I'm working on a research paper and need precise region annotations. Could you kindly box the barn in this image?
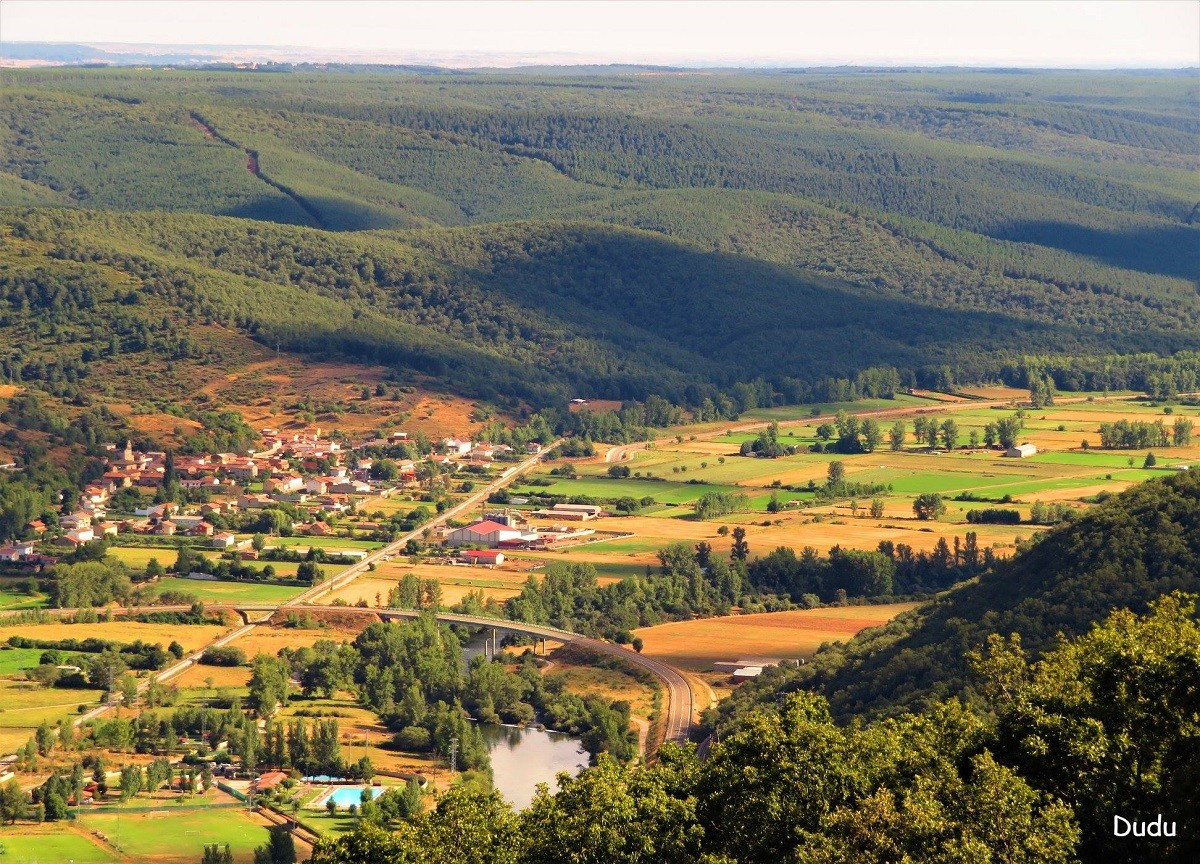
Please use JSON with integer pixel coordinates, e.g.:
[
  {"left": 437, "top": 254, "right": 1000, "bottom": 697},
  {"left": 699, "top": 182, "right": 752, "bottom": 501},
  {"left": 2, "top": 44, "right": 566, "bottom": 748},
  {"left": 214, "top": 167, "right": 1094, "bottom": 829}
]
[{"left": 445, "top": 519, "right": 524, "bottom": 548}]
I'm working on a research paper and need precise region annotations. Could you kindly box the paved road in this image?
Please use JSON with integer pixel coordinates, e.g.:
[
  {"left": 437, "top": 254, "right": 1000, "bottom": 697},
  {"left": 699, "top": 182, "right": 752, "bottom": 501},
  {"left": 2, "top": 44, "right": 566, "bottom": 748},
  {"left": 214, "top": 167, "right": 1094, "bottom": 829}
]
[
  {"left": 59, "top": 443, "right": 563, "bottom": 733},
  {"left": 294, "top": 440, "right": 563, "bottom": 606},
  {"left": 235, "top": 605, "right": 696, "bottom": 748}
]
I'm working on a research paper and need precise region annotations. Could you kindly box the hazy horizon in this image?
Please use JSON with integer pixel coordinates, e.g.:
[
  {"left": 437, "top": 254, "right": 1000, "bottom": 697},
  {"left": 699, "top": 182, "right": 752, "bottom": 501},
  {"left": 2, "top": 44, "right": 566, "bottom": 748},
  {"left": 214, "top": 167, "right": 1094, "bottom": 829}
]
[{"left": 2, "top": 0, "right": 1198, "bottom": 69}]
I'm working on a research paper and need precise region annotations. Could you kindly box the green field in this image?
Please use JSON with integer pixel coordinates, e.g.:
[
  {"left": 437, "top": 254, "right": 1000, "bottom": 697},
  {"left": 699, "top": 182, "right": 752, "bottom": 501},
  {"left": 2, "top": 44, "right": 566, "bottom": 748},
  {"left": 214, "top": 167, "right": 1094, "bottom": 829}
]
[
  {"left": 79, "top": 807, "right": 271, "bottom": 860},
  {"left": 267, "top": 536, "right": 383, "bottom": 550},
  {"left": 0, "top": 680, "right": 104, "bottom": 753},
  {"left": 152, "top": 577, "right": 307, "bottom": 605},
  {"left": 0, "top": 827, "right": 119, "bottom": 863},
  {"left": 0, "top": 646, "right": 45, "bottom": 675},
  {"left": 739, "top": 394, "right": 934, "bottom": 421},
  {"left": 1032, "top": 451, "right": 1188, "bottom": 468},
  {"left": 515, "top": 476, "right": 740, "bottom": 505},
  {"left": 0, "top": 589, "right": 47, "bottom": 611}
]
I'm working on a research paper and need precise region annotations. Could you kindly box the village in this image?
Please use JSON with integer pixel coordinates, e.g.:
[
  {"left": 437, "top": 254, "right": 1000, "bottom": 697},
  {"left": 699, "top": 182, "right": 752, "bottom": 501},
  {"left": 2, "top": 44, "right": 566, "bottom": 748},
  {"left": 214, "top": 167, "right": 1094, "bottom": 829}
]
[{"left": 0, "top": 428, "right": 624, "bottom": 581}]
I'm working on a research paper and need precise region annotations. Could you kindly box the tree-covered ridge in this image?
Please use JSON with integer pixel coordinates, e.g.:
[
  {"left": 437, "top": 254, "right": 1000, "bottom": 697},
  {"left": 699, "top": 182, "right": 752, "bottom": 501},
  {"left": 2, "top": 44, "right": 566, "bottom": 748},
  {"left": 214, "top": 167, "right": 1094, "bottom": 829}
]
[
  {"left": 0, "top": 67, "right": 1196, "bottom": 409},
  {"left": 714, "top": 469, "right": 1200, "bottom": 727},
  {"left": 308, "top": 595, "right": 1200, "bottom": 863},
  {"left": 0, "top": 69, "right": 1195, "bottom": 272},
  {"left": 5, "top": 207, "right": 1200, "bottom": 414}
]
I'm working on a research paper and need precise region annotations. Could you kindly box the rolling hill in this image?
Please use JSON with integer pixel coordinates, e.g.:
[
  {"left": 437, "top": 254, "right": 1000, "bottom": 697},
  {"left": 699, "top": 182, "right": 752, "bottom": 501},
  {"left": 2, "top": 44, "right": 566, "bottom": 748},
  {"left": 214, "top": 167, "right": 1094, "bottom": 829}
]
[
  {"left": 0, "top": 67, "right": 1197, "bottom": 411},
  {"left": 711, "top": 468, "right": 1200, "bottom": 727}
]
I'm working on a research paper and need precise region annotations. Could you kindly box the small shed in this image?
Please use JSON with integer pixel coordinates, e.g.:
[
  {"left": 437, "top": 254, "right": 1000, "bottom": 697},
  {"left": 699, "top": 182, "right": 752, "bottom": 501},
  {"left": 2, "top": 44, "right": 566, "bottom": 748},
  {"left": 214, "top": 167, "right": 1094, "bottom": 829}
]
[
  {"left": 461, "top": 549, "right": 505, "bottom": 567},
  {"left": 1004, "top": 443, "right": 1038, "bottom": 458}
]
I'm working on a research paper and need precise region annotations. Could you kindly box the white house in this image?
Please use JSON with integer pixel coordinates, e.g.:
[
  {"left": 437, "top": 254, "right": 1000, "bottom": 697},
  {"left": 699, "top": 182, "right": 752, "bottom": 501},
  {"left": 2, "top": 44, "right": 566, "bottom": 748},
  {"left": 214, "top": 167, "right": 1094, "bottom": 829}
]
[
  {"left": 210, "top": 532, "right": 238, "bottom": 549},
  {"left": 1004, "top": 443, "right": 1038, "bottom": 458}
]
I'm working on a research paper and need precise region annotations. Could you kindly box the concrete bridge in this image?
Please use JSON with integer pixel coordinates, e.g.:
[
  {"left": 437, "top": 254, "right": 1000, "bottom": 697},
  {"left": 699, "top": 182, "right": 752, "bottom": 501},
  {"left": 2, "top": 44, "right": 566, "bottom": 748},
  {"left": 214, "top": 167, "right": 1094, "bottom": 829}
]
[{"left": 235, "top": 604, "right": 695, "bottom": 747}]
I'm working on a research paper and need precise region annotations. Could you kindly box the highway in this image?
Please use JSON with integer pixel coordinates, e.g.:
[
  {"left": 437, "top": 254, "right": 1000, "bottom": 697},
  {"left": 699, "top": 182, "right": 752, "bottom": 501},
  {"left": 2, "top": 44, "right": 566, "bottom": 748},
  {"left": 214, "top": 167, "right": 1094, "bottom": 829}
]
[
  {"left": 55, "top": 438, "right": 700, "bottom": 756},
  {"left": 230, "top": 604, "right": 696, "bottom": 748}
]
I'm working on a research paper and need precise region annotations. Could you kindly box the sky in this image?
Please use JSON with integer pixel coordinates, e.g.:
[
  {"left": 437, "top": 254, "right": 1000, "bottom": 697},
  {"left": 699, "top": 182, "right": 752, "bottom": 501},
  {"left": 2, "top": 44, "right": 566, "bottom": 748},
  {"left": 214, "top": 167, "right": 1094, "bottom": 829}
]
[{"left": 2, "top": 0, "right": 1197, "bottom": 68}]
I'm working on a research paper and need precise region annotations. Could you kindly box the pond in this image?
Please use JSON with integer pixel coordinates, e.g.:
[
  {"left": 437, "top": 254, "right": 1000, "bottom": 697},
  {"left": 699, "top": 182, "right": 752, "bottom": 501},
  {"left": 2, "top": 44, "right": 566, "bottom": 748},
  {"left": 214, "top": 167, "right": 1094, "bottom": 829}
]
[{"left": 478, "top": 723, "right": 589, "bottom": 810}]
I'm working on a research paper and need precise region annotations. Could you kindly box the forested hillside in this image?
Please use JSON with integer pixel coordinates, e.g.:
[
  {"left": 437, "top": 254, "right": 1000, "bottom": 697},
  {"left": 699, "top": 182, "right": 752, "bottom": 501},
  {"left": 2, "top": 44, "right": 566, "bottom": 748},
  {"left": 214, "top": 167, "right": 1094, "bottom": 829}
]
[
  {"left": 712, "top": 469, "right": 1200, "bottom": 727},
  {"left": 0, "top": 67, "right": 1197, "bottom": 410}
]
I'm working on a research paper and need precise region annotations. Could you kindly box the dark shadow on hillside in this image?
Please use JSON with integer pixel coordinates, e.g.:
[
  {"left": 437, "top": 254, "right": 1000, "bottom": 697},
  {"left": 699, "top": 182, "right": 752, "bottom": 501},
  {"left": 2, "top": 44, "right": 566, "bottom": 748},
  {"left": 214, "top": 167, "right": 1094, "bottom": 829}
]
[
  {"left": 426, "top": 223, "right": 1200, "bottom": 388},
  {"left": 996, "top": 220, "right": 1200, "bottom": 282},
  {"left": 221, "top": 197, "right": 319, "bottom": 228}
]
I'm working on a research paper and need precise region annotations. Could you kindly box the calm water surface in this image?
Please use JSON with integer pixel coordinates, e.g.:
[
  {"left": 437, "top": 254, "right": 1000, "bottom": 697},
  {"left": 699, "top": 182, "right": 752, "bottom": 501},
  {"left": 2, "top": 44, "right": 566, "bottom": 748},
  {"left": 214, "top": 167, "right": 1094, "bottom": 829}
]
[{"left": 478, "top": 723, "right": 589, "bottom": 809}]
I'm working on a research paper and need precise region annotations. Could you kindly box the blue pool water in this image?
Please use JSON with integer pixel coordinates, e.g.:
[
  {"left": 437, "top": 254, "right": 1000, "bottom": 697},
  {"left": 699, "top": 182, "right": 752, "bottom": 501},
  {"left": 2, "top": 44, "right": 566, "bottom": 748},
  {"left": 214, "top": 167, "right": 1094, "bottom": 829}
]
[{"left": 325, "top": 785, "right": 384, "bottom": 808}]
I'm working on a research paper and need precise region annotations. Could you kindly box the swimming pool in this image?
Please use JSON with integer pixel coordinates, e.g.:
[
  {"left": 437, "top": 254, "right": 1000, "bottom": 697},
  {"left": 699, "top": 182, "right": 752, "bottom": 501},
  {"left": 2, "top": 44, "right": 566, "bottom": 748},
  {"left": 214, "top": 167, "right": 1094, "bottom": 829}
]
[{"left": 321, "top": 785, "right": 384, "bottom": 809}]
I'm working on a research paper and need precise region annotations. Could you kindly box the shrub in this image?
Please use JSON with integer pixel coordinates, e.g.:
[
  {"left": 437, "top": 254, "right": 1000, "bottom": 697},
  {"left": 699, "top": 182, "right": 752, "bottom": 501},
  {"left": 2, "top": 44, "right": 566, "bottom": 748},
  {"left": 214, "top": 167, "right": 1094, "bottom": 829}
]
[{"left": 199, "top": 646, "right": 246, "bottom": 667}]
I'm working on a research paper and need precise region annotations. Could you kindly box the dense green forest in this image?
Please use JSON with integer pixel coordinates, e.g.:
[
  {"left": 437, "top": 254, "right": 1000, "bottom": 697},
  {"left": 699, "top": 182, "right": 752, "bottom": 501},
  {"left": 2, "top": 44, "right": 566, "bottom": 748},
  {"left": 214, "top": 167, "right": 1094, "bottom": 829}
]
[
  {"left": 711, "top": 469, "right": 1200, "bottom": 727},
  {"left": 315, "top": 592, "right": 1200, "bottom": 864},
  {"left": 1, "top": 68, "right": 1197, "bottom": 410}
]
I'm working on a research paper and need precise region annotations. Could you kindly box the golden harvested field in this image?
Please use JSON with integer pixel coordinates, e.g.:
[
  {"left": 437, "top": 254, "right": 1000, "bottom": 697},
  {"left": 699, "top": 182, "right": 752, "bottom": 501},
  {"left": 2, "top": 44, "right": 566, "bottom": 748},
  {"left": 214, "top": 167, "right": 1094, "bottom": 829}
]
[
  {"left": 633, "top": 603, "right": 920, "bottom": 670},
  {"left": 172, "top": 625, "right": 364, "bottom": 689},
  {"left": 107, "top": 546, "right": 218, "bottom": 569},
  {"left": 319, "top": 560, "right": 592, "bottom": 607},
  {"left": 546, "top": 646, "right": 660, "bottom": 718},
  {"left": 0, "top": 680, "right": 105, "bottom": 753},
  {"left": 172, "top": 662, "right": 251, "bottom": 690},
  {"left": 230, "top": 625, "right": 363, "bottom": 657},
  {"left": 3, "top": 621, "right": 231, "bottom": 652}
]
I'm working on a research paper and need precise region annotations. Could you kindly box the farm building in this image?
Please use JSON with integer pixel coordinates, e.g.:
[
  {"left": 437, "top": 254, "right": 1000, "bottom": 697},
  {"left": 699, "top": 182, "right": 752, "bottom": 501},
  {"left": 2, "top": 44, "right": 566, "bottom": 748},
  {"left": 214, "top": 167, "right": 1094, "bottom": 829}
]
[
  {"left": 460, "top": 549, "right": 505, "bottom": 567},
  {"left": 1004, "top": 443, "right": 1038, "bottom": 458},
  {"left": 445, "top": 519, "right": 525, "bottom": 547},
  {"left": 730, "top": 666, "right": 763, "bottom": 682},
  {"left": 531, "top": 503, "right": 603, "bottom": 521},
  {"left": 712, "top": 658, "right": 785, "bottom": 674}
]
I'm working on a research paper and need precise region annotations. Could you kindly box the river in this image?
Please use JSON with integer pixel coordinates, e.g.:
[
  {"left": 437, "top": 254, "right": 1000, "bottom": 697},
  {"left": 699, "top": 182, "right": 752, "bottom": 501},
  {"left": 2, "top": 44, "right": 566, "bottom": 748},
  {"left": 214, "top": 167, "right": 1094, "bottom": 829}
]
[
  {"left": 478, "top": 723, "right": 589, "bottom": 810},
  {"left": 461, "top": 632, "right": 590, "bottom": 808}
]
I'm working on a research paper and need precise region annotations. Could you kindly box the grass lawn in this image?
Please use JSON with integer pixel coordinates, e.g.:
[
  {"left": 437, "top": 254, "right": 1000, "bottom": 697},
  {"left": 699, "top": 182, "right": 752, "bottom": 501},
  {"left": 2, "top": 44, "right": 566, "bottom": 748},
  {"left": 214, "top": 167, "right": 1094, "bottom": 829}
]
[
  {"left": 0, "top": 646, "right": 45, "bottom": 675},
  {"left": 153, "top": 577, "right": 309, "bottom": 605},
  {"left": 79, "top": 806, "right": 273, "bottom": 862},
  {"left": 516, "top": 476, "right": 739, "bottom": 505},
  {"left": 0, "top": 824, "right": 119, "bottom": 863},
  {"left": 0, "top": 589, "right": 46, "bottom": 611},
  {"left": 267, "top": 536, "right": 383, "bottom": 550},
  {"left": 297, "top": 809, "right": 360, "bottom": 838}
]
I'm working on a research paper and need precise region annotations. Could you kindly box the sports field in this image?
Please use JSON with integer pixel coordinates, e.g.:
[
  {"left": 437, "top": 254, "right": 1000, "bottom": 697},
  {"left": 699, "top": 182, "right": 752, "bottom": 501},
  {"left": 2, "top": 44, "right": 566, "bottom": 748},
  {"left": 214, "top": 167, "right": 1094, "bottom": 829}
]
[
  {"left": 79, "top": 807, "right": 276, "bottom": 863},
  {"left": 151, "top": 577, "right": 309, "bottom": 605},
  {"left": 632, "top": 603, "right": 920, "bottom": 670},
  {"left": 0, "top": 824, "right": 119, "bottom": 863}
]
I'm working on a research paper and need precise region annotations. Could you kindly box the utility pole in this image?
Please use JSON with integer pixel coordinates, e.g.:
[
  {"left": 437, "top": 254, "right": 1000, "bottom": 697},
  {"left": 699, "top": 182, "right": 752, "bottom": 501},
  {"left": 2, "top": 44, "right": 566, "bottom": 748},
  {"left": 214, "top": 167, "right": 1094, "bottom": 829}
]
[{"left": 448, "top": 736, "right": 458, "bottom": 776}]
